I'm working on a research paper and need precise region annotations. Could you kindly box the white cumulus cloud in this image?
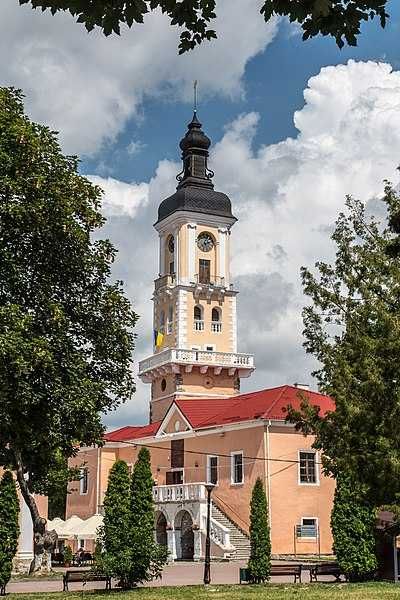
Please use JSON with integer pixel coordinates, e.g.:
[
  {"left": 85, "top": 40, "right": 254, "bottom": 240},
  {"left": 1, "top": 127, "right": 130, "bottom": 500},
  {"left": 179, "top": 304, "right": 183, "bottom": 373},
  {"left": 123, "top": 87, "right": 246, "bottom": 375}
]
[
  {"left": 94, "top": 60, "right": 400, "bottom": 427},
  {"left": 0, "top": 0, "right": 278, "bottom": 155}
]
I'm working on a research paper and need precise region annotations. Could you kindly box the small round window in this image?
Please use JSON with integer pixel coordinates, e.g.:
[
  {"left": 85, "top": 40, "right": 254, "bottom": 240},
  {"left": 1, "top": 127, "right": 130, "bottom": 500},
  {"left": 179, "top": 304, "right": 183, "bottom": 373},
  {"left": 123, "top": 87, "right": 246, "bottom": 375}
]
[{"left": 161, "top": 378, "right": 167, "bottom": 392}]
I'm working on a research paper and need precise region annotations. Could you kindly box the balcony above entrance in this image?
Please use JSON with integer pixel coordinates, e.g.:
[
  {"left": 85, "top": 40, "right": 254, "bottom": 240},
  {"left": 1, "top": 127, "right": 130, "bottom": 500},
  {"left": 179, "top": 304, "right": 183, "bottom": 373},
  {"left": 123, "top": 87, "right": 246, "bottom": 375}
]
[{"left": 138, "top": 347, "right": 255, "bottom": 382}]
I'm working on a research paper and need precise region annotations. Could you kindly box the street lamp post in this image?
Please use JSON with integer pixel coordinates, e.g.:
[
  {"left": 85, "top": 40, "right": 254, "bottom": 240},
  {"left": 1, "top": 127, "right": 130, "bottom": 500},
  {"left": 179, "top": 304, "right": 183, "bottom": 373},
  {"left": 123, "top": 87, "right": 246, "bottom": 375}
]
[{"left": 203, "top": 483, "right": 215, "bottom": 585}]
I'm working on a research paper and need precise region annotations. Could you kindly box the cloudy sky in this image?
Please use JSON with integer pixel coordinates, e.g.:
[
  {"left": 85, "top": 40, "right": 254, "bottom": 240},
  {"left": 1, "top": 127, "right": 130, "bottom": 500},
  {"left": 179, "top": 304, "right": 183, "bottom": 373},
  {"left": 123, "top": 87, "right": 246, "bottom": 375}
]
[{"left": 2, "top": 0, "right": 400, "bottom": 428}]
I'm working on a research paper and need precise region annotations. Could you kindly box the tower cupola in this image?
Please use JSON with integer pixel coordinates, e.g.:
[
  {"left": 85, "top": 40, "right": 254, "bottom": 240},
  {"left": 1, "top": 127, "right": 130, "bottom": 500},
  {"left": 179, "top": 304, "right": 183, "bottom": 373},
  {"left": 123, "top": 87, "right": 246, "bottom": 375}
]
[{"left": 156, "top": 112, "right": 236, "bottom": 224}]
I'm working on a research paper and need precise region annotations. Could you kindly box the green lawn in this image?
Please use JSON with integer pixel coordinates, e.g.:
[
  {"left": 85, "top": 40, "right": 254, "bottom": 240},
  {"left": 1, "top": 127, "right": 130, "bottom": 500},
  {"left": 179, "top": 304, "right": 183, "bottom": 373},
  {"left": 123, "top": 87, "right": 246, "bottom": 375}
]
[{"left": 6, "top": 583, "right": 400, "bottom": 600}]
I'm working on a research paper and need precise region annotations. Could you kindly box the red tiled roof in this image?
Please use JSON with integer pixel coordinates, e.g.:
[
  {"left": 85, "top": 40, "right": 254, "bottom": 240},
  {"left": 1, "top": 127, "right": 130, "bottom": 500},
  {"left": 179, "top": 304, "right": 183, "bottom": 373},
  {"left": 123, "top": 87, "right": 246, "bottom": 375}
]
[
  {"left": 104, "top": 421, "right": 161, "bottom": 442},
  {"left": 175, "top": 398, "right": 234, "bottom": 428},
  {"left": 177, "top": 385, "right": 334, "bottom": 429},
  {"left": 104, "top": 385, "right": 334, "bottom": 442}
]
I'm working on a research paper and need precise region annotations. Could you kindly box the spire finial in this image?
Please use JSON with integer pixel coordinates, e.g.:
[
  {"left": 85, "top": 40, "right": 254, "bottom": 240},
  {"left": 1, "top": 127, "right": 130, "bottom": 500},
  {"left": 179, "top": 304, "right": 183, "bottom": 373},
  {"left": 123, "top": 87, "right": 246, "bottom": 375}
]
[{"left": 193, "top": 80, "right": 198, "bottom": 113}]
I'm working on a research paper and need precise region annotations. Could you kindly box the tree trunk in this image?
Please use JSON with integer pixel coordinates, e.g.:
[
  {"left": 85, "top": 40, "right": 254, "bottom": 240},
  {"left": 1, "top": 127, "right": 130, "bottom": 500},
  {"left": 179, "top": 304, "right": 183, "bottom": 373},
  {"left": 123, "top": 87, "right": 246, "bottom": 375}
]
[{"left": 13, "top": 450, "right": 58, "bottom": 574}]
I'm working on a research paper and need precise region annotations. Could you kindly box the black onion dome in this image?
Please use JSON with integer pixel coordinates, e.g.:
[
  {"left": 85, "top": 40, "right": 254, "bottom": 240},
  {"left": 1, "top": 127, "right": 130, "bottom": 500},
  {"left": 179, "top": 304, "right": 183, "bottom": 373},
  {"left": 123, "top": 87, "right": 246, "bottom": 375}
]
[
  {"left": 157, "top": 187, "right": 235, "bottom": 223},
  {"left": 179, "top": 113, "right": 211, "bottom": 155},
  {"left": 156, "top": 111, "right": 236, "bottom": 224}
]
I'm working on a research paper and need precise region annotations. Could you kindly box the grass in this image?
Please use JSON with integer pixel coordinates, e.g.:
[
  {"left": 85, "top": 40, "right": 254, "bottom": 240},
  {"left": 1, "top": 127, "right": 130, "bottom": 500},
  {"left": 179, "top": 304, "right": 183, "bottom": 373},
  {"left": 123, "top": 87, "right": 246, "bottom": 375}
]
[{"left": 6, "top": 583, "right": 400, "bottom": 600}]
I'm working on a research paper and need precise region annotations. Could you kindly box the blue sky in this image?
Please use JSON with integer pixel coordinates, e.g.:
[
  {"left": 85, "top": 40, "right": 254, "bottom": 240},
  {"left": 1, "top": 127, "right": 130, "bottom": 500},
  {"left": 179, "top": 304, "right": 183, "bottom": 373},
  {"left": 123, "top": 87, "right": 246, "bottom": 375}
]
[
  {"left": 82, "top": 0, "right": 400, "bottom": 184},
  {"left": 1, "top": 0, "right": 400, "bottom": 427}
]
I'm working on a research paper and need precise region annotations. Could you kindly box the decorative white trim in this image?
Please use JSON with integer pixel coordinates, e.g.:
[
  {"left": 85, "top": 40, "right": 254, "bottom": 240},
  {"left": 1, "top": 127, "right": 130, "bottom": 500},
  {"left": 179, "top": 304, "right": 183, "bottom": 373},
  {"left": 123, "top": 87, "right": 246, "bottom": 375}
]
[
  {"left": 176, "top": 290, "right": 188, "bottom": 348},
  {"left": 174, "top": 228, "right": 180, "bottom": 284},
  {"left": 218, "top": 228, "right": 227, "bottom": 281},
  {"left": 159, "top": 233, "right": 165, "bottom": 277},
  {"left": 230, "top": 451, "right": 244, "bottom": 485},
  {"left": 187, "top": 223, "right": 197, "bottom": 284},
  {"left": 154, "top": 211, "right": 236, "bottom": 234},
  {"left": 230, "top": 296, "right": 237, "bottom": 354},
  {"left": 298, "top": 449, "right": 320, "bottom": 486},
  {"left": 157, "top": 403, "right": 193, "bottom": 437},
  {"left": 206, "top": 455, "right": 219, "bottom": 485}
]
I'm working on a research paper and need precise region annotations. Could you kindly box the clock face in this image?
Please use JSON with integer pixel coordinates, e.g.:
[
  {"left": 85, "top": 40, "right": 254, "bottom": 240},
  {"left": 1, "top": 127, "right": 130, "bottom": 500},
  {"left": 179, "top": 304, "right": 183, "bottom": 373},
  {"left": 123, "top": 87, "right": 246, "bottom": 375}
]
[
  {"left": 168, "top": 236, "right": 175, "bottom": 253},
  {"left": 197, "top": 232, "right": 214, "bottom": 252}
]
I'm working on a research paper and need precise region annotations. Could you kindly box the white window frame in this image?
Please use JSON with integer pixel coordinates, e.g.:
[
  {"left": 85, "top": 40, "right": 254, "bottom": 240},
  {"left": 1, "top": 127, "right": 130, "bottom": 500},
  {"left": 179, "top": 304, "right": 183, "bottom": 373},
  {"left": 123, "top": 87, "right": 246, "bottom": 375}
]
[
  {"left": 207, "top": 455, "right": 219, "bottom": 485},
  {"left": 298, "top": 450, "right": 319, "bottom": 486},
  {"left": 230, "top": 451, "right": 244, "bottom": 485},
  {"left": 300, "top": 516, "right": 318, "bottom": 539},
  {"left": 79, "top": 467, "right": 89, "bottom": 495}
]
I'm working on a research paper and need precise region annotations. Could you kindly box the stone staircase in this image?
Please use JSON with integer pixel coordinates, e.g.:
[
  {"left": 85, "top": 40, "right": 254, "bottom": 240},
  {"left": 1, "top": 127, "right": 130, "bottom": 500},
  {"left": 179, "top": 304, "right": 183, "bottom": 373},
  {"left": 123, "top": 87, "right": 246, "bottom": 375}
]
[{"left": 211, "top": 502, "right": 250, "bottom": 560}]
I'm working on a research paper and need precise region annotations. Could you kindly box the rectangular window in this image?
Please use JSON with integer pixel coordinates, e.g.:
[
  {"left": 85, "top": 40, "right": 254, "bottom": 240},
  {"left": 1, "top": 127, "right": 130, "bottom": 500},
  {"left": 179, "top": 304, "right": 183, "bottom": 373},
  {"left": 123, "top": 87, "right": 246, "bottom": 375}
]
[
  {"left": 207, "top": 455, "right": 218, "bottom": 485},
  {"left": 169, "top": 261, "right": 174, "bottom": 275},
  {"left": 79, "top": 539, "right": 85, "bottom": 549},
  {"left": 231, "top": 451, "right": 244, "bottom": 484},
  {"left": 199, "top": 259, "right": 210, "bottom": 283},
  {"left": 166, "top": 470, "right": 184, "bottom": 485},
  {"left": 299, "top": 451, "right": 318, "bottom": 484},
  {"left": 171, "top": 439, "right": 184, "bottom": 469},
  {"left": 79, "top": 468, "right": 88, "bottom": 495},
  {"left": 297, "top": 517, "right": 318, "bottom": 538}
]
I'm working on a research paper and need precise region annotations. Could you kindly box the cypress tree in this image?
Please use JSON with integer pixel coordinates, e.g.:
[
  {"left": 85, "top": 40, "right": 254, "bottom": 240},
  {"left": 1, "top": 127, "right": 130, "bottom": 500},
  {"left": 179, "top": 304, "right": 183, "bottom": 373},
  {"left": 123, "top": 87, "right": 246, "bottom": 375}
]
[
  {"left": 247, "top": 477, "right": 271, "bottom": 583},
  {"left": 0, "top": 471, "right": 20, "bottom": 595},
  {"left": 96, "top": 460, "right": 132, "bottom": 588},
  {"left": 331, "top": 474, "right": 377, "bottom": 581},
  {"left": 128, "top": 447, "right": 167, "bottom": 586}
]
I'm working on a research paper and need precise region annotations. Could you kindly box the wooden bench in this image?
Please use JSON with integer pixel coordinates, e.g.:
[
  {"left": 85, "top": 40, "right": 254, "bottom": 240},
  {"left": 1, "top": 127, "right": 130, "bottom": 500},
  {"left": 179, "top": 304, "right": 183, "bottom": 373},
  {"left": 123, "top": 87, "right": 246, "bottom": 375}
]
[
  {"left": 271, "top": 564, "right": 302, "bottom": 583},
  {"left": 63, "top": 570, "right": 111, "bottom": 591},
  {"left": 240, "top": 564, "right": 302, "bottom": 583},
  {"left": 310, "top": 562, "right": 344, "bottom": 582}
]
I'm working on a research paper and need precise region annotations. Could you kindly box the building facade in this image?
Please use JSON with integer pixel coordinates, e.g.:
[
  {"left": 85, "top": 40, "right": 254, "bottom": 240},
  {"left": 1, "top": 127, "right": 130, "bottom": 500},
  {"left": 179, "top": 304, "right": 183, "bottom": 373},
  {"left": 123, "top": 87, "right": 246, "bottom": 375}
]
[{"left": 66, "top": 112, "right": 336, "bottom": 560}]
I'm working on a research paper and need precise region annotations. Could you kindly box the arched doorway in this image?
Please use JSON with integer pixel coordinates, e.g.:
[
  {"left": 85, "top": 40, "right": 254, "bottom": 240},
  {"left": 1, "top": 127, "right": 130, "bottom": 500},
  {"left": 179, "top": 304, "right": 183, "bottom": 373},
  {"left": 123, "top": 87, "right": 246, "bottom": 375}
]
[
  {"left": 175, "top": 510, "right": 194, "bottom": 560},
  {"left": 155, "top": 512, "right": 167, "bottom": 548}
]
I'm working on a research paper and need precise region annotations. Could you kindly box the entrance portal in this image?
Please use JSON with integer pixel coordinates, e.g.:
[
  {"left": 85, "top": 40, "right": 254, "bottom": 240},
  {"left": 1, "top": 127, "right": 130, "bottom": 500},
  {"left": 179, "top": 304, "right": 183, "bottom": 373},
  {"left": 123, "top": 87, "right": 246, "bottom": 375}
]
[
  {"left": 155, "top": 512, "right": 167, "bottom": 548},
  {"left": 175, "top": 510, "right": 194, "bottom": 560}
]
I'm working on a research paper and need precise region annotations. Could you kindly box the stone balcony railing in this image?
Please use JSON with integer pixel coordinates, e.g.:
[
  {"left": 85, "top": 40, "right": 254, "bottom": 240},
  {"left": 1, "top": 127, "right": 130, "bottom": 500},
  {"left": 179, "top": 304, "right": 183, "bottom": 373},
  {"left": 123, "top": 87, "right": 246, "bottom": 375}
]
[
  {"left": 139, "top": 348, "right": 254, "bottom": 377},
  {"left": 152, "top": 482, "right": 207, "bottom": 503},
  {"left": 154, "top": 273, "right": 175, "bottom": 292}
]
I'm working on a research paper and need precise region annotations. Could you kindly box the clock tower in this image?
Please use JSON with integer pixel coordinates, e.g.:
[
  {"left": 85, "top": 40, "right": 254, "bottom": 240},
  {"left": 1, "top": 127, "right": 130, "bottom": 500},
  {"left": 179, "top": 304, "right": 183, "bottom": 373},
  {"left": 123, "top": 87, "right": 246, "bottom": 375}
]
[{"left": 138, "top": 112, "right": 255, "bottom": 422}]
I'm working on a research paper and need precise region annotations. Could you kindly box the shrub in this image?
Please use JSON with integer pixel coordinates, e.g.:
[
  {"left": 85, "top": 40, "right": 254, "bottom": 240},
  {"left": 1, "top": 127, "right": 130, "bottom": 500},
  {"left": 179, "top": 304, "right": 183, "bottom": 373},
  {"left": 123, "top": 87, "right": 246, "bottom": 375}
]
[
  {"left": 331, "top": 474, "right": 377, "bottom": 581},
  {"left": 247, "top": 477, "right": 271, "bottom": 583}
]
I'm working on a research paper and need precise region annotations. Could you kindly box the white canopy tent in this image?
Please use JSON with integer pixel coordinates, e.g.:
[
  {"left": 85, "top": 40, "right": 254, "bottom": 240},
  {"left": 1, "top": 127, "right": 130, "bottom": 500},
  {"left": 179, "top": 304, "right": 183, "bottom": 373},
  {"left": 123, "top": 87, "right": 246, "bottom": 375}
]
[{"left": 48, "top": 514, "right": 103, "bottom": 541}]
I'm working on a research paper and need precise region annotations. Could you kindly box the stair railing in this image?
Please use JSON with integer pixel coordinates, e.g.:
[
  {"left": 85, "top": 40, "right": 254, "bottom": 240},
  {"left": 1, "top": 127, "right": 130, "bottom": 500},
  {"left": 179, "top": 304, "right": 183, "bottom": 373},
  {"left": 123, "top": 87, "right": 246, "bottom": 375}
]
[{"left": 212, "top": 494, "right": 250, "bottom": 536}]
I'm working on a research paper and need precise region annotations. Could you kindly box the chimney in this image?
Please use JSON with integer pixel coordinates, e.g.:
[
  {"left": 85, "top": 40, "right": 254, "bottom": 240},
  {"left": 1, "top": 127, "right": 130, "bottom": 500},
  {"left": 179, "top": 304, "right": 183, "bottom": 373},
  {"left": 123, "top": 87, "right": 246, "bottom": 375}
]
[{"left": 293, "top": 383, "right": 310, "bottom": 391}]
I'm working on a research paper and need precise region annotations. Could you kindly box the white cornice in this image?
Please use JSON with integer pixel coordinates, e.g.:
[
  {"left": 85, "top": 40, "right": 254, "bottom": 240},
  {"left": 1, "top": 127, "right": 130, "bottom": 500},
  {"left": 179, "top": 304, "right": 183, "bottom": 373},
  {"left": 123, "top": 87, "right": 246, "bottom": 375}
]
[{"left": 154, "top": 211, "right": 236, "bottom": 233}]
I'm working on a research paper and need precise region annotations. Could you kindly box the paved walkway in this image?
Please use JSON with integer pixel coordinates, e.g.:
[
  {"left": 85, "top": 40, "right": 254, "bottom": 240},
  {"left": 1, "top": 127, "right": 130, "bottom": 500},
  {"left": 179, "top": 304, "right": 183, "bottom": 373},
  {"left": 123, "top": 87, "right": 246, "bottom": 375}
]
[{"left": 7, "top": 561, "right": 336, "bottom": 594}]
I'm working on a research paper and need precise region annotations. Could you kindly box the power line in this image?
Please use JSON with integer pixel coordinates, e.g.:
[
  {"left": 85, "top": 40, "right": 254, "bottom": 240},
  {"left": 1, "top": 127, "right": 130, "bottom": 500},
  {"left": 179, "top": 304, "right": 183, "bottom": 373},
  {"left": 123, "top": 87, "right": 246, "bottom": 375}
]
[{"left": 111, "top": 439, "right": 324, "bottom": 466}]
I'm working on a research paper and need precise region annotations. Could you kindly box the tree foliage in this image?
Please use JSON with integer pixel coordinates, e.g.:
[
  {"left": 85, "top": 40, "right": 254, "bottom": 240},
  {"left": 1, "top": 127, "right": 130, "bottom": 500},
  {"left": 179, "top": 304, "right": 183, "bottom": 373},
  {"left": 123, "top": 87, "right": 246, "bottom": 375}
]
[
  {"left": 96, "top": 451, "right": 167, "bottom": 589},
  {"left": 288, "top": 184, "right": 400, "bottom": 508},
  {"left": 96, "top": 460, "right": 133, "bottom": 588},
  {"left": 331, "top": 474, "right": 377, "bottom": 581},
  {"left": 0, "top": 471, "right": 20, "bottom": 593},
  {"left": 247, "top": 477, "right": 271, "bottom": 583},
  {"left": 18, "top": 0, "right": 389, "bottom": 53},
  {"left": 0, "top": 87, "right": 137, "bottom": 567}
]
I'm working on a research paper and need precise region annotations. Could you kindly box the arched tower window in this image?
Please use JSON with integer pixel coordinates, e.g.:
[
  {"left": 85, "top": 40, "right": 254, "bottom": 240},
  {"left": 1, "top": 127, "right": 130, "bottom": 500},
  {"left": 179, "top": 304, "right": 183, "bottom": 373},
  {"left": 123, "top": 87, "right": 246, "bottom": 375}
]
[
  {"left": 160, "top": 310, "right": 165, "bottom": 333},
  {"left": 193, "top": 305, "right": 204, "bottom": 331},
  {"left": 166, "top": 235, "right": 175, "bottom": 276},
  {"left": 211, "top": 307, "right": 222, "bottom": 333}
]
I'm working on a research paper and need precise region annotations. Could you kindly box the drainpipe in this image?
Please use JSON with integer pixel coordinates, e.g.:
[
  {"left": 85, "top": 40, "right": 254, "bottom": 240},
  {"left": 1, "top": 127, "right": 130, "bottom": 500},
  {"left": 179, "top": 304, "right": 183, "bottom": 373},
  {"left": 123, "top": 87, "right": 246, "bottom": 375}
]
[
  {"left": 96, "top": 447, "right": 101, "bottom": 514},
  {"left": 263, "top": 420, "right": 272, "bottom": 534}
]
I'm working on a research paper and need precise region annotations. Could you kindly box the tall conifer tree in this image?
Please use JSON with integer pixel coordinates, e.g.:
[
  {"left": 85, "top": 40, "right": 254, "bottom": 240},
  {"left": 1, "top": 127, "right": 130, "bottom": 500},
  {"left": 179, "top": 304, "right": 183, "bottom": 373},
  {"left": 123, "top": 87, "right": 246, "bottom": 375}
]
[
  {"left": 129, "top": 447, "right": 167, "bottom": 586},
  {"left": 0, "top": 471, "right": 20, "bottom": 595},
  {"left": 331, "top": 474, "right": 377, "bottom": 581},
  {"left": 247, "top": 477, "right": 271, "bottom": 583}
]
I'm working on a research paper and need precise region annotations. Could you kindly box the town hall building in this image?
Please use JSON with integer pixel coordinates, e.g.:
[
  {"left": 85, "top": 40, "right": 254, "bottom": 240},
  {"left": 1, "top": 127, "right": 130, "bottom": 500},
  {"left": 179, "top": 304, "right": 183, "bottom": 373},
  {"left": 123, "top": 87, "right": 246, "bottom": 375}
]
[{"left": 65, "top": 112, "right": 336, "bottom": 560}]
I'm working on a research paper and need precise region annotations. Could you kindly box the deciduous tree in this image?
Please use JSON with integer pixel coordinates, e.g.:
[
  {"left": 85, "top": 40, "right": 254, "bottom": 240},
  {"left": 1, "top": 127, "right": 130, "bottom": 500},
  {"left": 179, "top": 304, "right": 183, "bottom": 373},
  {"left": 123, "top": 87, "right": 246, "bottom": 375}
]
[
  {"left": 0, "top": 471, "right": 20, "bottom": 595},
  {"left": 247, "top": 477, "right": 271, "bottom": 583},
  {"left": 289, "top": 184, "right": 400, "bottom": 509},
  {"left": 18, "top": 1, "right": 389, "bottom": 53},
  {"left": 0, "top": 87, "right": 137, "bottom": 572}
]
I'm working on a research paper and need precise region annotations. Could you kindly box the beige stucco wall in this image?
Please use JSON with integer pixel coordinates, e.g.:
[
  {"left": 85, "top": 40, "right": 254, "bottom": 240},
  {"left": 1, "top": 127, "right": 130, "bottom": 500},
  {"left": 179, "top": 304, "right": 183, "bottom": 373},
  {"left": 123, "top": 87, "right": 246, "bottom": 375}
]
[
  {"left": 268, "top": 425, "right": 334, "bottom": 555},
  {"left": 66, "top": 421, "right": 334, "bottom": 556},
  {"left": 67, "top": 448, "right": 99, "bottom": 519}
]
